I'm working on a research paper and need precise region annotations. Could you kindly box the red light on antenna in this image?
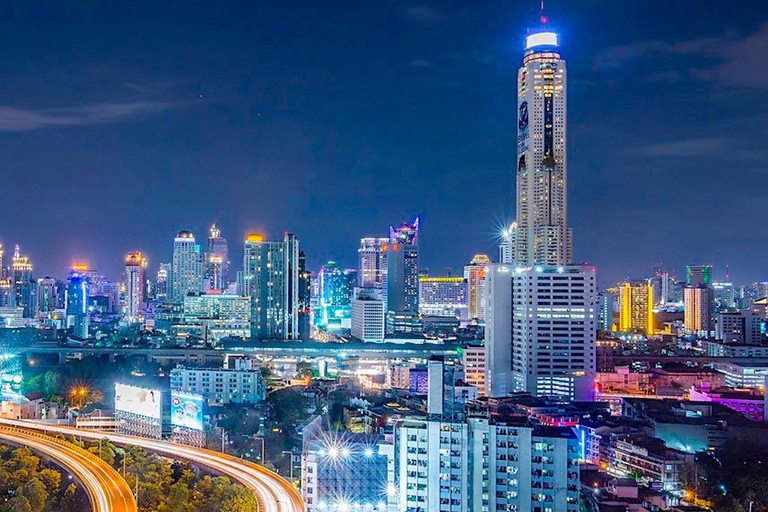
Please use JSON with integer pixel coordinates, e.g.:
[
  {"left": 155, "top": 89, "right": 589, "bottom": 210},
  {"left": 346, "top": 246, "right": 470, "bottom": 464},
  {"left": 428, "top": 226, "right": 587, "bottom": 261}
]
[{"left": 541, "top": 15, "right": 549, "bottom": 24}]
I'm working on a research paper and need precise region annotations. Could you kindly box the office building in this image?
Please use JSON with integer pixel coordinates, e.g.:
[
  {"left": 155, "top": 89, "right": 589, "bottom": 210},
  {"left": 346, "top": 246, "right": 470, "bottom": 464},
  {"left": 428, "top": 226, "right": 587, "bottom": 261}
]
[
  {"left": 302, "top": 433, "right": 389, "bottom": 512},
  {"left": 418, "top": 276, "right": 467, "bottom": 318},
  {"left": 11, "top": 245, "right": 35, "bottom": 317},
  {"left": 65, "top": 266, "right": 90, "bottom": 339},
  {"left": 716, "top": 310, "right": 762, "bottom": 345},
  {"left": 351, "top": 288, "right": 385, "bottom": 342},
  {"left": 464, "top": 254, "right": 490, "bottom": 321},
  {"left": 499, "top": 221, "right": 517, "bottom": 264},
  {"left": 36, "top": 277, "right": 58, "bottom": 313},
  {"left": 515, "top": 23, "right": 572, "bottom": 266},
  {"left": 170, "top": 231, "right": 204, "bottom": 303},
  {"left": 484, "top": 264, "right": 513, "bottom": 397},
  {"left": 298, "top": 251, "right": 311, "bottom": 340},
  {"left": 243, "top": 232, "right": 300, "bottom": 340},
  {"left": 170, "top": 358, "right": 266, "bottom": 405},
  {"left": 384, "top": 219, "right": 419, "bottom": 333},
  {"left": 511, "top": 266, "right": 596, "bottom": 401},
  {"left": 124, "top": 252, "right": 147, "bottom": 324},
  {"left": 183, "top": 294, "right": 250, "bottom": 321},
  {"left": 618, "top": 280, "right": 653, "bottom": 335},
  {"left": 204, "top": 224, "right": 229, "bottom": 292},
  {"left": 686, "top": 264, "right": 712, "bottom": 287},
  {"left": 358, "top": 237, "right": 389, "bottom": 289},
  {"left": 684, "top": 286, "right": 714, "bottom": 337}
]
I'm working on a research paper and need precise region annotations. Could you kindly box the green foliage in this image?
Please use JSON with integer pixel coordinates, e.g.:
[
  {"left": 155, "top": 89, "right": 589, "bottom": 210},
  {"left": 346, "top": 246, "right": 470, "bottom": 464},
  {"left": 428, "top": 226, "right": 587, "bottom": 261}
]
[
  {"left": 0, "top": 445, "right": 89, "bottom": 512},
  {"left": 695, "top": 438, "right": 768, "bottom": 512}
]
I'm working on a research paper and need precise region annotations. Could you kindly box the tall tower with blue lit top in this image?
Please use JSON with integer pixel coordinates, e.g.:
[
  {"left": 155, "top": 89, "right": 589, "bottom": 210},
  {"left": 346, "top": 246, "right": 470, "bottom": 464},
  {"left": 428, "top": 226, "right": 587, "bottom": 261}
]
[{"left": 515, "top": 6, "right": 572, "bottom": 266}]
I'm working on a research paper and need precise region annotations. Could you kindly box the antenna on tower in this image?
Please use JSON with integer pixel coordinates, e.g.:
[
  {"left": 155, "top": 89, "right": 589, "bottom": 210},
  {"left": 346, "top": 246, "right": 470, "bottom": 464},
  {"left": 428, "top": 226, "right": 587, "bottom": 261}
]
[
  {"left": 540, "top": 0, "right": 549, "bottom": 24},
  {"left": 726, "top": 263, "right": 730, "bottom": 280}
]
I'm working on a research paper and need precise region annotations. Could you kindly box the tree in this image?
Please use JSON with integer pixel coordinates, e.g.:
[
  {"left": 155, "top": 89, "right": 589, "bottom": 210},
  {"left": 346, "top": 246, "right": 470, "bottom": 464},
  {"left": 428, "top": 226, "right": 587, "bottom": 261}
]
[
  {"left": 1, "top": 497, "right": 32, "bottom": 512},
  {"left": 20, "top": 478, "right": 48, "bottom": 512}
]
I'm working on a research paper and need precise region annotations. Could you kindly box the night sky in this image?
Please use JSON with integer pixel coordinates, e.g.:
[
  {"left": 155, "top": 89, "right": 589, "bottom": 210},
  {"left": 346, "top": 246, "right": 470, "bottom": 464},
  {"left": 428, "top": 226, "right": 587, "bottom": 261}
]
[{"left": 2, "top": 1, "right": 767, "bottom": 287}]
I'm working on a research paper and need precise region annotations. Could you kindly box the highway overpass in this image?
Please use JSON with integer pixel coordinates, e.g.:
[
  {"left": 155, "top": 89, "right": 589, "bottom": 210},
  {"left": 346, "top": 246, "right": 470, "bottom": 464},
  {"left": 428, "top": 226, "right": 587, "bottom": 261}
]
[
  {"left": 0, "top": 419, "right": 305, "bottom": 512},
  {"left": 0, "top": 425, "right": 136, "bottom": 512}
]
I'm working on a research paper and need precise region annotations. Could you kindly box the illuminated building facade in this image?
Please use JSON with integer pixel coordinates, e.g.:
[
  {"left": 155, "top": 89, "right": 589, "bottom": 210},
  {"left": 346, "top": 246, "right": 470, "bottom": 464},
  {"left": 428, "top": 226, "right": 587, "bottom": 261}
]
[
  {"left": 204, "top": 224, "right": 229, "bottom": 292},
  {"left": 66, "top": 266, "right": 90, "bottom": 339},
  {"left": 686, "top": 264, "right": 712, "bottom": 287},
  {"left": 684, "top": 285, "right": 714, "bottom": 337},
  {"left": 11, "top": 245, "right": 36, "bottom": 317},
  {"left": 418, "top": 276, "right": 467, "bottom": 318},
  {"left": 124, "top": 252, "right": 147, "bottom": 323},
  {"left": 358, "top": 237, "right": 389, "bottom": 289},
  {"left": 243, "top": 232, "right": 300, "bottom": 340},
  {"left": 316, "top": 261, "right": 357, "bottom": 329},
  {"left": 155, "top": 263, "right": 171, "bottom": 300},
  {"left": 170, "top": 231, "right": 204, "bottom": 303},
  {"left": 351, "top": 287, "right": 385, "bottom": 342},
  {"left": 515, "top": 23, "right": 572, "bottom": 266},
  {"left": 619, "top": 281, "right": 653, "bottom": 335},
  {"left": 511, "top": 266, "right": 597, "bottom": 401},
  {"left": 464, "top": 254, "right": 490, "bottom": 321}
]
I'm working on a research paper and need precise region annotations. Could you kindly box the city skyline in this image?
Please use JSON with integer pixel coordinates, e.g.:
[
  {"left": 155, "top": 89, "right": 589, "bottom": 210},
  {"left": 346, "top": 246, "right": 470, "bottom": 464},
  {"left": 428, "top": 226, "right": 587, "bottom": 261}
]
[{"left": 2, "top": 1, "right": 767, "bottom": 286}]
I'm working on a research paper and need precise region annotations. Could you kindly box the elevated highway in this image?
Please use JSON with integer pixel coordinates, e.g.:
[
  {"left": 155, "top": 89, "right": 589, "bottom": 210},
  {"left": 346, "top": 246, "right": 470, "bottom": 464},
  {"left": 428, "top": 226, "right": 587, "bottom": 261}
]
[
  {"left": 0, "top": 419, "right": 305, "bottom": 512},
  {"left": 0, "top": 425, "right": 136, "bottom": 512}
]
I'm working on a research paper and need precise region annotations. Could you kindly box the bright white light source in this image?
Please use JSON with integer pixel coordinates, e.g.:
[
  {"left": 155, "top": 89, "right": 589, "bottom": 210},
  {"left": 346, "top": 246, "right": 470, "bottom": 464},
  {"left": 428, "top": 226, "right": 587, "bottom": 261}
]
[
  {"left": 364, "top": 448, "right": 374, "bottom": 457},
  {"left": 341, "top": 447, "right": 350, "bottom": 457},
  {"left": 328, "top": 446, "right": 340, "bottom": 458},
  {"left": 525, "top": 32, "right": 558, "bottom": 49}
]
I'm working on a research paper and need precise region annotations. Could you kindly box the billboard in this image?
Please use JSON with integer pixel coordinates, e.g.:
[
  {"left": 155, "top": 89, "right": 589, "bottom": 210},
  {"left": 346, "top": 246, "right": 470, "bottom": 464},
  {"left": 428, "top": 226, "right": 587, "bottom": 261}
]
[
  {"left": 171, "top": 391, "right": 204, "bottom": 431},
  {"left": 114, "top": 383, "right": 162, "bottom": 419}
]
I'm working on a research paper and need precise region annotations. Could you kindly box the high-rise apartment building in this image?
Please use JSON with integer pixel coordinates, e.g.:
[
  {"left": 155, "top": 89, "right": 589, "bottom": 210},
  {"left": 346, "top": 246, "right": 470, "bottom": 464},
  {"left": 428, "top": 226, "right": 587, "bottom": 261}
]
[
  {"left": 515, "top": 24, "right": 572, "bottom": 266},
  {"left": 170, "top": 231, "right": 204, "bottom": 303},
  {"left": 484, "top": 264, "right": 513, "bottom": 397},
  {"left": 124, "top": 252, "right": 147, "bottom": 323},
  {"left": 358, "top": 237, "right": 389, "bottom": 289},
  {"left": 684, "top": 286, "right": 714, "bottom": 337},
  {"left": 464, "top": 254, "right": 490, "bottom": 321},
  {"left": 243, "top": 232, "right": 300, "bottom": 340},
  {"left": 204, "top": 224, "right": 229, "bottom": 292},
  {"left": 351, "top": 288, "right": 385, "bottom": 342},
  {"left": 66, "top": 266, "right": 90, "bottom": 339},
  {"left": 511, "top": 266, "right": 596, "bottom": 401},
  {"left": 619, "top": 281, "right": 654, "bottom": 335},
  {"left": 11, "top": 245, "right": 35, "bottom": 317}
]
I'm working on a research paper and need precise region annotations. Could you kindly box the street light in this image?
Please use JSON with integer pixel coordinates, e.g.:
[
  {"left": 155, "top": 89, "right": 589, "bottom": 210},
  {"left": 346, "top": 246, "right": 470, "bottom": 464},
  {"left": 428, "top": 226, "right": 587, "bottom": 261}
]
[
  {"left": 281, "top": 450, "right": 298, "bottom": 481},
  {"left": 253, "top": 436, "right": 266, "bottom": 463}
]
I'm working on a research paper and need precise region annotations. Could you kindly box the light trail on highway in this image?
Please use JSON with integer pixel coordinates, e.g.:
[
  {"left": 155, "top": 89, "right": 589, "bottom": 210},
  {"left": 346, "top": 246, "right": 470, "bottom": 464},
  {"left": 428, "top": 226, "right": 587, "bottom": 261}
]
[
  {"left": 0, "top": 426, "right": 136, "bottom": 512},
  {"left": 0, "top": 419, "right": 305, "bottom": 512}
]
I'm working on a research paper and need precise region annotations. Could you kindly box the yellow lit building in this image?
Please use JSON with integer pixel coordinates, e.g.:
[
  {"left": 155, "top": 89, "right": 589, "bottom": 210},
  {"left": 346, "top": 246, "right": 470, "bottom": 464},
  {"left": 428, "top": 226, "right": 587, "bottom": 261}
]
[{"left": 619, "top": 281, "right": 653, "bottom": 335}]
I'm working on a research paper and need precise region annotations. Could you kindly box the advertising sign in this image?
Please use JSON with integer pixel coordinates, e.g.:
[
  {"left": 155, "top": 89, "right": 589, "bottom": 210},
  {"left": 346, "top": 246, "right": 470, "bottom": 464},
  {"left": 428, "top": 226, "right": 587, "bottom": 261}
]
[
  {"left": 114, "top": 383, "right": 162, "bottom": 419},
  {"left": 171, "top": 391, "right": 204, "bottom": 431},
  {"left": 517, "top": 100, "right": 529, "bottom": 154}
]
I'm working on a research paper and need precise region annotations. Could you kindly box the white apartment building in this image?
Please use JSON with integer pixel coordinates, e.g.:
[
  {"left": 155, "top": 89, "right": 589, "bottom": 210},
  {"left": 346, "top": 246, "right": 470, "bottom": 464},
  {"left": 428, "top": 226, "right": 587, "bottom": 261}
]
[
  {"left": 462, "top": 345, "right": 486, "bottom": 397},
  {"left": 170, "top": 358, "right": 266, "bottom": 405},
  {"left": 351, "top": 288, "right": 385, "bottom": 342}
]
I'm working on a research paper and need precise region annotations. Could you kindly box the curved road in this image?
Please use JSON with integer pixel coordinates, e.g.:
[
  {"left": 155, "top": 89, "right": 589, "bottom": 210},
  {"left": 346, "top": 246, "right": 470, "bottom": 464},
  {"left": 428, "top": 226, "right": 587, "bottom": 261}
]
[
  {"left": 0, "top": 426, "right": 136, "bottom": 512},
  {"left": 0, "top": 419, "right": 305, "bottom": 512}
]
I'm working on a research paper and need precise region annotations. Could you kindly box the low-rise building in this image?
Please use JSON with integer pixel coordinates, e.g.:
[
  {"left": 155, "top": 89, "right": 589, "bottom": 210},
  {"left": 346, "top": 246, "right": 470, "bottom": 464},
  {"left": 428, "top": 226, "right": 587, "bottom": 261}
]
[
  {"left": 170, "top": 357, "right": 266, "bottom": 405},
  {"left": 603, "top": 433, "right": 692, "bottom": 493},
  {"left": 712, "top": 361, "right": 768, "bottom": 389},
  {"left": 688, "top": 385, "right": 764, "bottom": 422},
  {"left": 461, "top": 345, "right": 485, "bottom": 397}
]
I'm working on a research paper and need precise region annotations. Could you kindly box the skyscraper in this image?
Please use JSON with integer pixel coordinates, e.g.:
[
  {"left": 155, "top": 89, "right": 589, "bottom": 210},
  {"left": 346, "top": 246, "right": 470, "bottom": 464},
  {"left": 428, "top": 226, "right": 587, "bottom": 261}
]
[
  {"left": 515, "top": 21, "right": 571, "bottom": 266},
  {"left": 619, "top": 280, "right": 654, "bottom": 335},
  {"left": 383, "top": 218, "right": 419, "bottom": 333},
  {"left": 684, "top": 286, "right": 714, "bottom": 337},
  {"left": 0, "top": 244, "right": 12, "bottom": 308},
  {"left": 204, "top": 224, "right": 229, "bottom": 292},
  {"left": 170, "top": 231, "right": 204, "bottom": 303},
  {"left": 243, "top": 232, "right": 300, "bottom": 340},
  {"left": 65, "top": 266, "right": 90, "bottom": 339},
  {"left": 464, "top": 254, "right": 490, "bottom": 321},
  {"left": 358, "top": 237, "right": 389, "bottom": 288},
  {"left": 11, "top": 245, "right": 35, "bottom": 317},
  {"left": 484, "top": 264, "right": 513, "bottom": 397},
  {"left": 155, "top": 263, "right": 171, "bottom": 301},
  {"left": 124, "top": 252, "right": 147, "bottom": 323},
  {"left": 36, "top": 277, "right": 58, "bottom": 313}
]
